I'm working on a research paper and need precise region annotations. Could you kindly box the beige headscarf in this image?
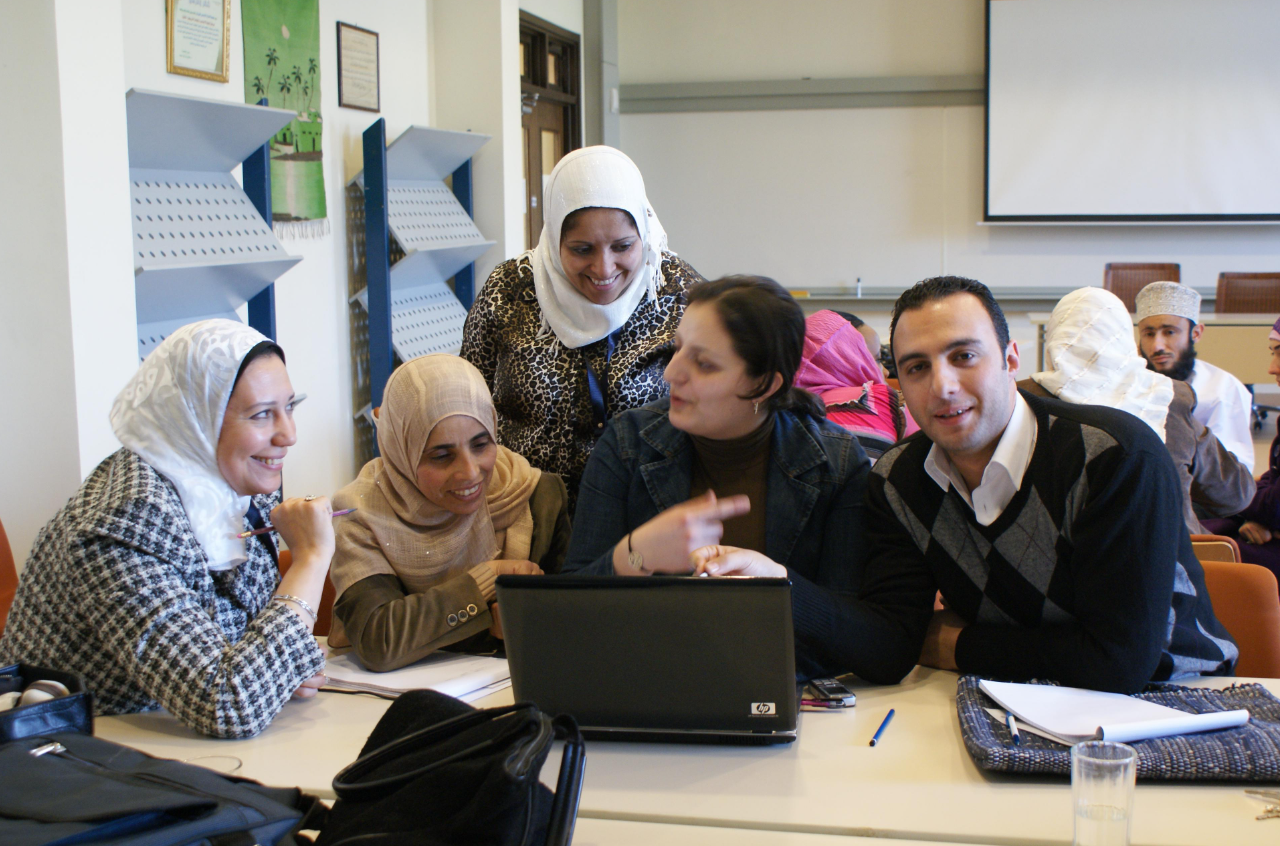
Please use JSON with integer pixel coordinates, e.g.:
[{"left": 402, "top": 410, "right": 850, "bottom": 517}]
[{"left": 331, "top": 355, "right": 541, "bottom": 602}]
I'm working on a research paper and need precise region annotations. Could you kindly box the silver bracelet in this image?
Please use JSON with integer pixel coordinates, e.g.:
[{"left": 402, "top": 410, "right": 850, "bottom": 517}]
[{"left": 272, "top": 593, "right": 318, "bottom": 622}]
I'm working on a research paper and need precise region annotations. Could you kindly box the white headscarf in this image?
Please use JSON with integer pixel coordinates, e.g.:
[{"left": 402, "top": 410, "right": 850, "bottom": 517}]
[
  {"left": 110, "top": 319, "right": 274, "bottom": 571},
  {"left": 528, "top": 146, "right": 670, "bottom": 349},
  {"left": 1032, "top": 287, "right": 1175, "bottom": 441}
]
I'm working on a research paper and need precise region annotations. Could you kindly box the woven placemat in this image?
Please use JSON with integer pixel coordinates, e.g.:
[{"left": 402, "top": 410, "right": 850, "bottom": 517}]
[{"left": 956, "top": 675, "right": 1280, "bottom": 781}]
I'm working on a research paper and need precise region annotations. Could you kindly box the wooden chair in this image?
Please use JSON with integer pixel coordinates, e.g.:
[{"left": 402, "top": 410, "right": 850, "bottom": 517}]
[
  {"left": 1192, "top": 534, "right": 1280, "bottom": 678},
  {"left": 1215, "top": 272, "right": 1280, "bottom": 314},
  {"left": 1212, "top": 272, "right": 1280, "bottom": 427},
  {"left": 1103, "top": 263, "right": 1181, "bottom": 312},
  {"left": 277, "top": 549, "right": 336, "bottom": 638},
  {"left": 0, "top": 518, "right": 17, "bottom": 637}
]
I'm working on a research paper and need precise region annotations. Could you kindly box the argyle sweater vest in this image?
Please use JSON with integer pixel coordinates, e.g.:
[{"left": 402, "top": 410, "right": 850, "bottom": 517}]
[{"left": 863, "top": 391, "right": 1237, "bottom": 692}]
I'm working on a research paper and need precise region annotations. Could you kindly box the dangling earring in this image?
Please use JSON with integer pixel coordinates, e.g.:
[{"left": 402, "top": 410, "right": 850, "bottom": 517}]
[{"left": 753, "top": 400, "right": 760, "bottom": 415}]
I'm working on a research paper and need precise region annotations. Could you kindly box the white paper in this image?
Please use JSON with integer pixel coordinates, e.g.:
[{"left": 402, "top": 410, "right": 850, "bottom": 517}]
[
  {"left": 325, "top": 650, "right": 510, "bottom": 701},
  {"left": 980, "top": 680, "right": 1250, "bottom": 746}
]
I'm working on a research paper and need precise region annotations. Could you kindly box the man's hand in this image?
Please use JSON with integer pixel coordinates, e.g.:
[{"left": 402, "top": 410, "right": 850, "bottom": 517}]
[
  {"left": 918, "top": 609, "right": 966, "bottom": 671},
  {"left": 1239, "top": 521, "right": 1273, "bottom": 546},
  {"left": 292, "top": 672, "right": 327, "bottom": 699}
]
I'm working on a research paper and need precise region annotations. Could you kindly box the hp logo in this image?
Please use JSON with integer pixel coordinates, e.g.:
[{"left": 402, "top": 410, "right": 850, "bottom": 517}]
[{"left": 751, "top": 702, "right": 777, "bottom": 716}]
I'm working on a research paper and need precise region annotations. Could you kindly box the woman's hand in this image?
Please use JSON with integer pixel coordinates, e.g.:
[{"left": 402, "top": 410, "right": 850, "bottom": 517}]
[
  {"left": 1239, "top": 521, "right": 1273, "bottom": 545},
  {"left": 487, "top": 560, "right": 543, "bottom": 577},
  {"left": 690, "top": 545, "right": 787, "bottom": 578},
  {"left": 292, "top": 672, "right": 328, "bottom": 699},
  {"left": 616, "top": 491, "right": 751, "bottom": 575},
  {"left": 270, "top": 496, "right": 336, "bottom": 564}
]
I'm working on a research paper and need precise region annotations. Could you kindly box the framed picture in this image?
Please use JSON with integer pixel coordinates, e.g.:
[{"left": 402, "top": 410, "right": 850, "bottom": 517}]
[
  {"left": 167, "top": 0, "right": 230, "bottom": 83},
  {"left": 337, "top": 22, "right": 380, "bottom": 112}
]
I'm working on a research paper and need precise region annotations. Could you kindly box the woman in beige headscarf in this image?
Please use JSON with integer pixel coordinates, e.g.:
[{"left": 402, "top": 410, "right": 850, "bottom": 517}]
[{"left": 330, "top": 354, "right": 571, "bottom": 671}]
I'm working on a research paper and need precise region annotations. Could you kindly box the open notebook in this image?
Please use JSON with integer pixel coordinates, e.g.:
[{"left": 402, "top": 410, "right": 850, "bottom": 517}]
[
  {"left": 980, "top": 679, "right": 1250, "bottom": 745},
  {"left": 324, "top": 650, "right": 511, "bottom": 703}
]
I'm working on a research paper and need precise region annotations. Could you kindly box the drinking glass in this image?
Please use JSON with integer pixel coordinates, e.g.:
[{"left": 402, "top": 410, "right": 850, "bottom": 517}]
[{"left": 1072, "top": 740, "right": 1136, "bottom": 846}]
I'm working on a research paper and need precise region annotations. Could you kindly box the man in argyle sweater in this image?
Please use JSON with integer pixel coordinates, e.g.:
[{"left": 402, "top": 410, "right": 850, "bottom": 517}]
[{"left": 833, "top": 277, "right": 1237, "bottom": 693}]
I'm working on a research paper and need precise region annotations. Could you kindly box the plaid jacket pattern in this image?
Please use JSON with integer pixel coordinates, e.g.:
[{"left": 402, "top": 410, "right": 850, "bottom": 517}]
[{"left": 0, "top": 449, "right": 325, "bottom": 738}]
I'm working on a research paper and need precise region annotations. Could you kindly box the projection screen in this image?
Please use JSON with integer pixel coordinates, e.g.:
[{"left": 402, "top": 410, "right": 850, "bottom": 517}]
[{"left": 985, "top": 0, "right": 1280, "bottom": 222}]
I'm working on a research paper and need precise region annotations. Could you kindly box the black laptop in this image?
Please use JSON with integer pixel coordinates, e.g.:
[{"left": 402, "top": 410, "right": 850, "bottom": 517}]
[{"left": 495, "top": 575, "right": 798, "bottom": 744}]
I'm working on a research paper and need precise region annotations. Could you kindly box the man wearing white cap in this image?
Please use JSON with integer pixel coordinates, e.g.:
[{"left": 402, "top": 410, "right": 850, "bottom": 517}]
[{"left": 1136, "top": 281, "right": 1254, "bottom": 468}]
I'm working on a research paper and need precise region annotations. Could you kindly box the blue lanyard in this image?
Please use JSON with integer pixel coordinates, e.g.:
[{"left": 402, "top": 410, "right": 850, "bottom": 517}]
[{"left": 584, "top": 329, "right": 621, "bottom": 434}]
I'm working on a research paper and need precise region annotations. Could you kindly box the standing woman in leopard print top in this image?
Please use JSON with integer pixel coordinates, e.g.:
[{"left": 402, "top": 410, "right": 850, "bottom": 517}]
[
  {"left": 461, "top": 146, "right": 704, "bottom": 503},
  {"left": 0, "top": 320, "right": 331, "bottom": 738}
]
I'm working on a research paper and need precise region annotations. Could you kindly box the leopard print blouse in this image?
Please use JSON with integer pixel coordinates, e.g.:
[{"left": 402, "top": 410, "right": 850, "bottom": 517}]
[{"left": 461, "top": 252, "right": 703, "bottom": 505}]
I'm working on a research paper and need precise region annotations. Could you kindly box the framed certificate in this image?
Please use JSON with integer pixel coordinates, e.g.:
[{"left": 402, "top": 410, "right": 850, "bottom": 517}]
[
  {"left": 167, "top": 0, "right": 230, "bottom": 83},
  {"left": 337, "top": 22, "right": 380, "bottom": 112}
]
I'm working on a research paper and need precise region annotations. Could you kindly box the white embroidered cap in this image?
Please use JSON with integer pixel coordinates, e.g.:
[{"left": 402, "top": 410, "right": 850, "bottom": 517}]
[{"left": 1135, "top": 281, "right": 1200, "bottom": 325}]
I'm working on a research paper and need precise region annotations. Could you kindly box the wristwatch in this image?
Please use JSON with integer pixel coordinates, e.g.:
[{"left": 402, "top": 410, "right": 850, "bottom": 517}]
[{"left": 627, "top": 533, "right": 650, "bottom": 575}]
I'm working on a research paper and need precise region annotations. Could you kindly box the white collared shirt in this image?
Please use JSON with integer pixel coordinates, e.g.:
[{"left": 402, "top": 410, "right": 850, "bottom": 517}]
[
  {"left": 924, "top": 392, "right": 1038, "bottom": 527},
  {"left": 1188, "top": 360, "right": 1255, "bottom": 469}
]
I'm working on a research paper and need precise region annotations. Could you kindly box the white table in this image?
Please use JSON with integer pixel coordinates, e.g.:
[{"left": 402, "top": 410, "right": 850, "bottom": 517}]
[{"left": 97, "top": 668, "right": 1280, "bottom": 846}]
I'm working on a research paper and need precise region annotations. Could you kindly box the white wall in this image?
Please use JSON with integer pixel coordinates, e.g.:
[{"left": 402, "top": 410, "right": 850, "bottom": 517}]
[
  {"left": 615, "top": 0, "right": 1280, "bottom": 374},
  {"left": 121, "top": 0, "right": 434, "bottom": 513},
  {"left": 0, "top": 0, "right": 138, "bottom": 566},
  {"left": 619, "top": 0, "right": 985, "bottom": 83}
]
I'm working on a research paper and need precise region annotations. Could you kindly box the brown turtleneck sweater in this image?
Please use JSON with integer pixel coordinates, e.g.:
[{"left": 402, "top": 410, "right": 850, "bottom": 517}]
[{"left": 689, "top": 416, "right": 773, "bottom": 554}]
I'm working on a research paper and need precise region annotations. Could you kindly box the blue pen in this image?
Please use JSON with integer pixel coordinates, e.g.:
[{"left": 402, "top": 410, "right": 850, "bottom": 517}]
[
  {"left": 869, "top": 708, "right": 895, "bottom": 747},
  {"left": 1005, "top": 711, "right": 1022, "bottom": 746}
]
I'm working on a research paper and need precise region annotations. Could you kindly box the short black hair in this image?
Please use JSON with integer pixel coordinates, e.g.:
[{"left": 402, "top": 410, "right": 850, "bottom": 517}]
[
  {"left": 686, "top": 275, "right": 824, "bottom": 418},
  {"left": 889, "top": 276, "right": 1011, "bottom": 359},
  {"left": 232, "top": 340, "right": 286, "bottom": 391}
]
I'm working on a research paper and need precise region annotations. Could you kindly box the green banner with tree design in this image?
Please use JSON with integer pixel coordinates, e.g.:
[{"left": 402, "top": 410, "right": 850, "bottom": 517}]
[{"left": 242, "top": 0, "right": 328, "bottom": 237}]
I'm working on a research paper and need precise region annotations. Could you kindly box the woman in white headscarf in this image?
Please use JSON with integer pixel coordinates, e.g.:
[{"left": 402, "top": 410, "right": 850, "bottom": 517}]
[
  {"left": 0, "top": 319, "right": 332, "bottom": 738},
  {"left": 460, "top": 146, "right": 704, "bottom": 505},
  {"left": 1020, "top": 287, "right": 1254, "bottom": 533},
  {"left": 329, "top": 354, "right": 570, "bottom": 672}
]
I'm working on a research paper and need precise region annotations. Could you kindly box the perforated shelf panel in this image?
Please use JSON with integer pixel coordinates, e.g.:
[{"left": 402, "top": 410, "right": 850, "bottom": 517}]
[
  {"left": 137, "top": 312, "right": 240, "bottom": 362},
  {"left": 352, "top": 280, "right": 469, "bottom": 363},
  {"left": 129, "top": 168, "right": 301, "bottom": 324},
  {"left": 388, "top": 183, "right": 490, "bottom": 253}
]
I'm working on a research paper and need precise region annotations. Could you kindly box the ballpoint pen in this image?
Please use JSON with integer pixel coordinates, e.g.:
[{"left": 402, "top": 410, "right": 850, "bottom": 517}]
[
  {"left": 1006, "top": 711, "right": 1022, "bottom": 746},
  {"left": 235, "top": 508, "right": 358, "bottom": 538},
  {"left": 869, "top": 708, "right": 895, "bottom": 747}
]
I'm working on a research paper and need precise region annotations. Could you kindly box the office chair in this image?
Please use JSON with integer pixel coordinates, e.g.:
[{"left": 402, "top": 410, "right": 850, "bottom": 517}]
[
  {"left": 0, "top": 518, "right": 16, "bottom": 637},
  {"left": 1193, "top": 534, "right": 1280, "bottom": 678},
  {"left": 1215, "top": 272, "right": 1280, "bottom": 428},
  {"left": 1103, "top": 262, "right": 1181, "bottom": 312}
]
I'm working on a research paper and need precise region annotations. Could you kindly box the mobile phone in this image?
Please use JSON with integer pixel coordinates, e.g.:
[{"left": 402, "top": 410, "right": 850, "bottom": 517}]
[{"left": 807, "top": 677, "right": 855, "bottom": 704}]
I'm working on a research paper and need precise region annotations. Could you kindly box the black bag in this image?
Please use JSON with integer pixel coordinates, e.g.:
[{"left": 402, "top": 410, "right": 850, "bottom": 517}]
[
  {"left": 0, "top": 732, "right": 323, "bottom": 845},
  {"left": 318, "top": 690, "right": 585, "bottom": 846},
  {"left": 0, "top": 664, "right": 94, "bottom": 741}
]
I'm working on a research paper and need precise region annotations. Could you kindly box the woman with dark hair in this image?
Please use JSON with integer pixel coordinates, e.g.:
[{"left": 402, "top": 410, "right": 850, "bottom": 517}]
[
  {"left": 561, "top": 276, "right": 872, "bottom": 678},
  {"left": 0, "top": 320, "right": 331, "bottom": 738},
  {"left": 460, "top": 146, "right": 704, "bottom": 506}
]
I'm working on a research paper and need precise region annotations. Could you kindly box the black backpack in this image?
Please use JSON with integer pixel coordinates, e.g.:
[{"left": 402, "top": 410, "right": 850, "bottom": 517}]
[{"left": 318, "top": 690, "right": 585, "bottom": 846}]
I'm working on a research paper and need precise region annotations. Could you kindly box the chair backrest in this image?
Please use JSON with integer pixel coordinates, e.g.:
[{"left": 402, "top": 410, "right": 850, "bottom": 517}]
[
  {"left": 277, "top": 549, "right": 336, "bottom": 638},
  {"left": 1193, "top": 539, "right": 1280, "bottom": 678},
  {"left": 1103, "top": 263, "right": 1181, "bottom": 312},
  {"left": 1215, "top": 272, "right": 1280, "bottom": 314},
  {"left": 0, "top": 518, "right": 17, "bottom": 638},
  {"left": 1190, "top": 533, "right": 1241, "bottom": 563}
]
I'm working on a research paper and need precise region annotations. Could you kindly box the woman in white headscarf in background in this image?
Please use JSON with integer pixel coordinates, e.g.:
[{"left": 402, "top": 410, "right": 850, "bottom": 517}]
[
  {"left": 461, "top": 146, "right": 704, "bottom": 505},
  {"left": 1019, "top": 287, "right": 1254, "bottom": 534},
  {"left": 0, "top": 320, "right": 332, "bottom": 738}
]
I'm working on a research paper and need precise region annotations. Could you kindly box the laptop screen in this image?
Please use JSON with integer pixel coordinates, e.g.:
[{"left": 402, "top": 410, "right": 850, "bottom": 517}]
[{"left": 496, "top": 576, "right": 797, "bottom": 742}]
